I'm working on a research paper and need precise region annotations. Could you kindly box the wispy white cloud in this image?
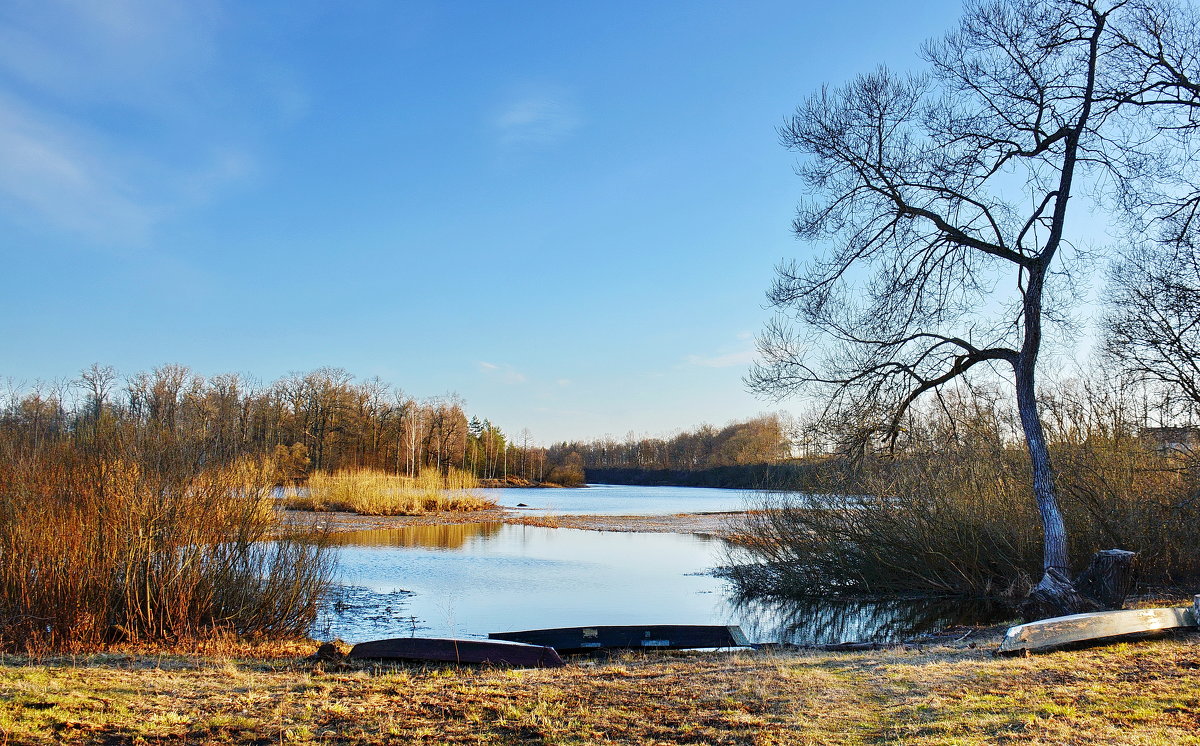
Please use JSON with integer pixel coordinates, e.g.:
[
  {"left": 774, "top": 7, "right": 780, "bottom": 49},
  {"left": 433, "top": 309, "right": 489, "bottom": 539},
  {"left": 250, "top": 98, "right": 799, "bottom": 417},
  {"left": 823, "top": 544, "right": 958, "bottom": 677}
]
[
  {"left": 0, "top": 95, "right": 153, "bottom": 244},
  {"left": 179, "top": 148, "right": 258, "bottom": 202},
  {"left": 0, "top": 0, "right": 273, "bottom": 245},
  {"left": 686, "top": 348, "right": 758, "bottom": 369},
  {"left": 0, "top": 0, "right": 220, "bottom": 113},
  {"left": 492, "top": 85, "right": 580, "bottom": 150},
  {"left": 477, "top": 361, "right": 527, "bottom": 384}
]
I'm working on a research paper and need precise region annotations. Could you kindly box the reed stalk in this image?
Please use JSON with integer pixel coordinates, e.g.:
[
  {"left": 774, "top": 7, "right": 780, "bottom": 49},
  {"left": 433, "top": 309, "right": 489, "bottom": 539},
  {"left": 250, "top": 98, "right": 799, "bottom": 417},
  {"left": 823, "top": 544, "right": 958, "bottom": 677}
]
[
  {"left": 284, "top": 467, "right": 496, "bottom": 516},
  {"left": 0, "top": 439, "right": 333, "bottom": 653}
]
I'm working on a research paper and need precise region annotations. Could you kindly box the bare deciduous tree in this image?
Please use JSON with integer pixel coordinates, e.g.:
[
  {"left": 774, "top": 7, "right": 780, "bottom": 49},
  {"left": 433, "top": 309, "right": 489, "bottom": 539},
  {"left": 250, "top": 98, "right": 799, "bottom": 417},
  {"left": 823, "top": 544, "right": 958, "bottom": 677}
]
[
  {"left": 77, "top": 363, "right": 117, "bottom": 421},
  {"left": 749, "top": 0, "right": 1200, "bottom": 615},
  {"left": 1105, "top": 246, "right": 1200, "bottom": 407},
  {"left": 1103, "top": 1, "right": 1200, "bottom": 412}
]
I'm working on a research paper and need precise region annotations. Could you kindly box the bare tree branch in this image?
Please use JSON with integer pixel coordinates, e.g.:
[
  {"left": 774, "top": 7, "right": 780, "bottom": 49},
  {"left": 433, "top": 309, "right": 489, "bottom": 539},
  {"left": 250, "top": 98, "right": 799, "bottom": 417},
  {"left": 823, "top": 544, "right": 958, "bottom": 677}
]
[{"left": 750, "top": 0, "right": 1200, "bottom": 614}]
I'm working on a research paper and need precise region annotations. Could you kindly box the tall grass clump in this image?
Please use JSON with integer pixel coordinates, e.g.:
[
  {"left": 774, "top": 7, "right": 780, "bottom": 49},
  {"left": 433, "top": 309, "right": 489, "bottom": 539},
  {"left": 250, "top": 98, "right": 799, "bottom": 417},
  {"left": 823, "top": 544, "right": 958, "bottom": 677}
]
[
  {"left": 0, "top": 431, "right": 334, "bottom": 653},
  {"left": 286, "top": 467, "right": 496, "bottom": 515},
  {"left": 728, "top": 382, "right": 1200, "bottom": 601}
]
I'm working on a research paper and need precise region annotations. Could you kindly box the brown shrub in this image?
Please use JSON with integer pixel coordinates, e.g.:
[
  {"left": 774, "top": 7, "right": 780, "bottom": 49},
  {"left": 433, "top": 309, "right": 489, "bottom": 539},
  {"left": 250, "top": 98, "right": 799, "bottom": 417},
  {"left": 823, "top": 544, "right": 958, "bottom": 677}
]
[
  {"left": 0, "top": 436, "right": 333, "bottom": 652},
  {"left": 730, "top": 386, "right": 1200, "bottom": 599}
]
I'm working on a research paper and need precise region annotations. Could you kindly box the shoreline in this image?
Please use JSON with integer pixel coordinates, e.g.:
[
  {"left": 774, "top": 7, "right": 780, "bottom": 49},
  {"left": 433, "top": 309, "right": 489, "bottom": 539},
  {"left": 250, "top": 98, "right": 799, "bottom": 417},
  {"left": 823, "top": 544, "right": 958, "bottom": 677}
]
[
  {"left": 281, "top": 506, "right": 745, "bottom": 537},
  {"left": 9, "top": 505, "right": 1198, "bottom": 742}
]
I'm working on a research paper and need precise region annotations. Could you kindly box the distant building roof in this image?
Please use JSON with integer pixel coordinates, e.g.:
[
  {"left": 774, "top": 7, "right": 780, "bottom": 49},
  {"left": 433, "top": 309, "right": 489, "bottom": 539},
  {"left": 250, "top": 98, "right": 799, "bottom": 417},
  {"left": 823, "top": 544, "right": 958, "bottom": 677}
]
[{"left": 1140, "top": 426, "right": 1200, "bottom": 452}]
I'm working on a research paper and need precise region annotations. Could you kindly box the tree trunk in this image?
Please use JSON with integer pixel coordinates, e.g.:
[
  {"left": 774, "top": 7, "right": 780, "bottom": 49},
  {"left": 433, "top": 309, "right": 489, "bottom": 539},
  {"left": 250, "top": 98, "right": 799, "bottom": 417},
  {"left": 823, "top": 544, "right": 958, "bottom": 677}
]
[
  {"left": 1014, "top": 373, "right": 1075, "bottom": 578},
  {"left": 1020, "top": 575, "right": 1100, "bottom": 621},
  {"left": 1019, "top": 549, "right": 1137, "bottom": 621},
  {"left": 1073, "top": 549, "right": 1137, "bottom": 609},
  {"left": 1014, "top": 268, "right": 1097, "bottom": 619}
]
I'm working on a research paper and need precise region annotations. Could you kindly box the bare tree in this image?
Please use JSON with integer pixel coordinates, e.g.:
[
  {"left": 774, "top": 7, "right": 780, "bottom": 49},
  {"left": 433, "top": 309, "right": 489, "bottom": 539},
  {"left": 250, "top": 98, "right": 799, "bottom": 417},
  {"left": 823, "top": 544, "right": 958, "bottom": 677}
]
[
  {"left": 1105, "top": 245, "right": 1200, "bottom": 409},
  {"left": 77, "top": 363, "right": 117, "bottom": 422},
  {"left": 1103, "top": 1, "right": 1200, "bottom": 412},
  {"left": 749, "top": 0, "right": 1200, "bottom": 615}
]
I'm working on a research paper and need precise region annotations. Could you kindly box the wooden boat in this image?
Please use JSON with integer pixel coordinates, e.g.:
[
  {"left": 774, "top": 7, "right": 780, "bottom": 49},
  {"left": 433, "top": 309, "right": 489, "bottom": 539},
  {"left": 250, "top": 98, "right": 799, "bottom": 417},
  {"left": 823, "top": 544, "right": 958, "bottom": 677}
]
[
  {"left": 998, "top": 597, "right": 1199, "bottom": 655},
  {"left": 348, "top": 637, "right": 565, "bottom": 667},
  {"left": 489, "top": 624, "right": 751, "bottom": 653}
]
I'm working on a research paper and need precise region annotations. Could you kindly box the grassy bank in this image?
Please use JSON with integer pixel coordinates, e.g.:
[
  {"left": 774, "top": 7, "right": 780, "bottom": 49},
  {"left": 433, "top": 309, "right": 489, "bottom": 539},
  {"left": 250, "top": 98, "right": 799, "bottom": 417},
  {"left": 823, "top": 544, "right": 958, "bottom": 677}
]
[{"left": 1, "top": 630, "right": 1198, "bottom": 744}]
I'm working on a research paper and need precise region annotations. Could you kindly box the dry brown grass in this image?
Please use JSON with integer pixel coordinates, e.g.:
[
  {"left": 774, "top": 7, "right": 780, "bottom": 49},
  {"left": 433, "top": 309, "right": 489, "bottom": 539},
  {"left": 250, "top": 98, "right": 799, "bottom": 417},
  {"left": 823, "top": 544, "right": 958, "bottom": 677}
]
[
  {"left": 285, "top": 468, "right": 497, "bottom": 516},
  {"left": 1, "top": 629, "right": 1198, "bottom": 744},
  {"left": 510, "top": 513, "right": 565, "bottom": 529}
]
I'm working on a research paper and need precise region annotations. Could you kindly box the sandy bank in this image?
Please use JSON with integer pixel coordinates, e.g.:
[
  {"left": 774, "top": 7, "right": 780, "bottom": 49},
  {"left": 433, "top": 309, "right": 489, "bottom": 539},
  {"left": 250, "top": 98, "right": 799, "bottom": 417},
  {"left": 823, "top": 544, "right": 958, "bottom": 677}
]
[{"left": 281, "top": 506, "right": 744, "bottom": 537}]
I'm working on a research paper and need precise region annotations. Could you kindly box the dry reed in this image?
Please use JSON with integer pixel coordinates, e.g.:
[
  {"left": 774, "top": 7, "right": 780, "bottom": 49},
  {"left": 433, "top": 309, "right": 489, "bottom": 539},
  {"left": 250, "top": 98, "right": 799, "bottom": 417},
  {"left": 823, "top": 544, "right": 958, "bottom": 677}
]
[
  {"left": 284, "top": 467, "right": 496, "bottom": 516},
  {"left": 0, "top": 436, "right": 334, "bottom": 653}
]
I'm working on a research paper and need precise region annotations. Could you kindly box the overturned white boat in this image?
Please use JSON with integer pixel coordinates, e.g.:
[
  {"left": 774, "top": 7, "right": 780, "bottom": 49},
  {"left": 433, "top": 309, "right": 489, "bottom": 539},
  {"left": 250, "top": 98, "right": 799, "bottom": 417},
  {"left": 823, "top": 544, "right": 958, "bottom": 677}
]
[{"left": 998, "top": 596, "right": 1199, "bottom": 655}]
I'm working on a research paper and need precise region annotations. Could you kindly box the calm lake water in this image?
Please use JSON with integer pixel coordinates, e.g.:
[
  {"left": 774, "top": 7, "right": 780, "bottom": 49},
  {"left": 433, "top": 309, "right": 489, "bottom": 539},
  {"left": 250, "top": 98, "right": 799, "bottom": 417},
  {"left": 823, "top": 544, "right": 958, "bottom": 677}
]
[
  {"left": 483, "top": 483, "right": 753, "bottom": 515},
  {"left": 315, "top": 485, "right": 1011, "bottom": 645}
]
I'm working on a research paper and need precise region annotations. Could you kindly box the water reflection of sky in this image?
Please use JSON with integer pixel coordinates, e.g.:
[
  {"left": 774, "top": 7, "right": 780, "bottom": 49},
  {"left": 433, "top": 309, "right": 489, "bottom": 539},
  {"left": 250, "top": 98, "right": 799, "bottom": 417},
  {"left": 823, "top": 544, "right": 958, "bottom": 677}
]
[
  {"left": 486, "top": 484, "right": 756, "bottom": 515},
  {"left": 317, "top": 523, "right": 1012, "bottom": 645},
  {"left": 324, "top": 524, "right": 726, "bottom": 641}
]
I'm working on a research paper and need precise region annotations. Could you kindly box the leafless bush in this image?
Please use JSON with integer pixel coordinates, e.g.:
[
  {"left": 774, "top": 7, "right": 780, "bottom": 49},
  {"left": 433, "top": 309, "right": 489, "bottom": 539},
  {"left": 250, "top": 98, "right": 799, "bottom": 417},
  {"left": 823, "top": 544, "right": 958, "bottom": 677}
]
[
  {"left": 729, "top": 384, "right": 1200, "bottom": 599},
  {"left": 0, "top": 431, "right": 333, "bottom": 652}
]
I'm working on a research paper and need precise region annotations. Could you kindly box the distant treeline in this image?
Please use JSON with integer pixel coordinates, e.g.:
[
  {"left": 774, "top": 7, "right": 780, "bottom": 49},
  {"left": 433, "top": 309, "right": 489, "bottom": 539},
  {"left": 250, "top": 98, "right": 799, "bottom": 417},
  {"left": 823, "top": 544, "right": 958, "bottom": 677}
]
[
  {"left": 3, "top": 366, "right": 802, "bottom": 489},
  {"left": 2, "top": 364, "right": 559, "bottom": 483},
  {"left": 584, "top": 463, "right": 821, "bottom": 490},
  {"left": 547, "top": 415, "right": 796, "bottom": 480}
]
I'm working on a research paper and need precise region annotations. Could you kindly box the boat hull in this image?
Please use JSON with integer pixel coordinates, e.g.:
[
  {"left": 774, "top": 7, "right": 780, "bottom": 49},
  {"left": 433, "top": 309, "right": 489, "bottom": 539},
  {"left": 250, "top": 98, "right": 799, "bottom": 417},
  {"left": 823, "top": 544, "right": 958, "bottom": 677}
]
[
  {"left": 998, "top": 606, "right": 1197, "bottom": 655},
  {"left": 348, "top": 637, "right": 565, "bottom": 667},
  {"left": 489, "top": 624, "right": 750, "bottom": 653}
]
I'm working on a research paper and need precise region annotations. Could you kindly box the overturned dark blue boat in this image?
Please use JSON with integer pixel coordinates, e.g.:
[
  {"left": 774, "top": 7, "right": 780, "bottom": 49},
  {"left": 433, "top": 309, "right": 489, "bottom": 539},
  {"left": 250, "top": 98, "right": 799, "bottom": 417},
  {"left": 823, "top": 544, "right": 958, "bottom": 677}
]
[
  {"left": 489, "top": 624, "right": 750, "bottom": 653},
  {"left": 349, "top": 637, "right": 565, "bottom": 667}
]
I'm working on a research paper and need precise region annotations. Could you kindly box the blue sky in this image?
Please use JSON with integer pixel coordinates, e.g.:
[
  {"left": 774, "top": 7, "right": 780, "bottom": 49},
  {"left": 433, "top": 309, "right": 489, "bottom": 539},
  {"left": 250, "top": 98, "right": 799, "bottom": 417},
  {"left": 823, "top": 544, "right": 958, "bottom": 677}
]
[{"left": 0, "top": 0, "right": 965, "bottom": 443}]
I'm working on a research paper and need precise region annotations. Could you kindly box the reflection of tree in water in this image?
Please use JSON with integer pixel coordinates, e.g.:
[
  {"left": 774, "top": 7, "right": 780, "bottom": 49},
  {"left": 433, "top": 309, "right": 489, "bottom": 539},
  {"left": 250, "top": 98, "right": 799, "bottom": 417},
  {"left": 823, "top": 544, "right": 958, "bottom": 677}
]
[
  {"left": 726, "top": 594, "right": 1011, "bottom": 646},
  {"left": 324, "top": 522, "right": 505, "bottom": 550}
]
